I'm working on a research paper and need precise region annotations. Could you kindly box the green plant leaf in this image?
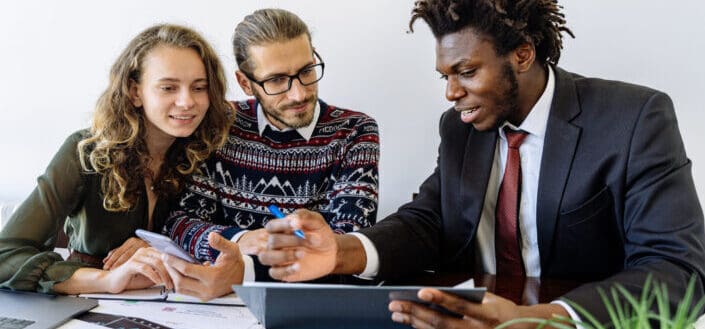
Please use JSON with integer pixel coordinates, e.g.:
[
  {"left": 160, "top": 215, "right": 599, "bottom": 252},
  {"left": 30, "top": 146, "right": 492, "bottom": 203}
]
[
  {"left": 567, "top": 298, "right": 607, "bottom": 329},
  {"left": 673, "top": 276, "right": 701, "bottom": 329},
  {"left": 507, "top": 274, "right": 705, "bottom": 329},
  {"left": 495, "top": 317, "right": 583, "bottom": 329},
  {"left": 686, "top": 297, "right": 705, "bottom": 328},
  {"left": 600, "top": 287, "right": 624, "bottom": 329},
  {"left": 656, "top": 282, "right": 671, "bottom": 329}
]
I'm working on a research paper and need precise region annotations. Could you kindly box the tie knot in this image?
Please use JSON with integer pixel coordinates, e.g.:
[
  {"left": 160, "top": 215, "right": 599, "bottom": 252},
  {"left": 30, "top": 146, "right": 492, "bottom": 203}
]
[{"left": 504, "top": 127, "right": 527, "bottom": 149}]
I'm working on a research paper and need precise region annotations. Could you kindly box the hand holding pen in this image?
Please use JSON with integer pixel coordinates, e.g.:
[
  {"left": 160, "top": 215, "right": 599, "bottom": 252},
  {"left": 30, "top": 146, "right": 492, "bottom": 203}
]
[
  {"left": 268, "top": 205, "right": 306, "bottom": 239},
  {"left": 261, "top": 208, "right": 339, "bottom": 282}
]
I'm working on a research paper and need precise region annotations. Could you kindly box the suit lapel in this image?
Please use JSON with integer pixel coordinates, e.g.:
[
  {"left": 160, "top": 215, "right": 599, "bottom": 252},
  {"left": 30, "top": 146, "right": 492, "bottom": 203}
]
[
  {"left": 459, "top": 128, "right": 497, "bottom": 236},
  {"left": 537, "top": 67, "right": 582, "bottom": 267}
]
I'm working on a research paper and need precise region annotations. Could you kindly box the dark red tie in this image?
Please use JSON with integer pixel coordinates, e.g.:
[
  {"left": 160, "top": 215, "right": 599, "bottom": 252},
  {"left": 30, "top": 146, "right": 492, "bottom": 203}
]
[{"left": 495, "top": 127, "right": 528, "bottom": 277}]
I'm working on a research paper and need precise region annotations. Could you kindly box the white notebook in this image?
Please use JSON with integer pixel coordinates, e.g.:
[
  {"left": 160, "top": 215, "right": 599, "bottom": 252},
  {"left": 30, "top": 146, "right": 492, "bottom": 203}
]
[{"left": 80, "top": 286, "right": 244, "bottom": 306}]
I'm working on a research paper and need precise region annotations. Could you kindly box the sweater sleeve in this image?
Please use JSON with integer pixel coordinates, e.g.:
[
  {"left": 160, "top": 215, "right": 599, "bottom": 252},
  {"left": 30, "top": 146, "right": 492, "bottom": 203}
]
[
  {"left": 163, "top": 167, "right": 240, "bottom": 262},
  {"left": 0, "top": 131, "right": 90, "bottom": 293},
  {"left": 324, "top": 115, "right": 380, "bottom": 233}
]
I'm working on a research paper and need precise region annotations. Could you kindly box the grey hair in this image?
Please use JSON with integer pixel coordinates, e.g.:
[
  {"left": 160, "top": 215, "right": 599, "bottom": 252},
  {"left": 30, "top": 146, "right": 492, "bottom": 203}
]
[{"left": 232, "top": 8, "right": 312, "bottom": 73}]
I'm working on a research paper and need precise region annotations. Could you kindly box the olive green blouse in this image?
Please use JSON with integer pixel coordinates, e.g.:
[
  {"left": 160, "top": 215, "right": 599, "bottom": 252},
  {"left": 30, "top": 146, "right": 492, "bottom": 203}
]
[{"left": 0, "top": 130, "right": 169, "bottom": 293}]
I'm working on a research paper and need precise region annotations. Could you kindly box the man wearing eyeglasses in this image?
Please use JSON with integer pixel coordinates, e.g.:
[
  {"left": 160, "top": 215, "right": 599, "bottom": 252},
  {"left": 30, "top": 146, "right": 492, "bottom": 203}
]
[{"left": 136, "top": 8, "right": 380, "bottom": 299}]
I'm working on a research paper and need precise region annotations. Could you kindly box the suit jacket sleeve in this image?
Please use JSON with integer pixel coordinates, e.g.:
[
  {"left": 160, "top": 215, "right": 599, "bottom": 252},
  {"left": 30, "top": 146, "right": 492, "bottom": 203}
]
[
  {"left": 560, "top": 91, "right": 705, "bottom": 322},
  {"left": 359, "top": 111, "right": 451, "bottom": 279}
]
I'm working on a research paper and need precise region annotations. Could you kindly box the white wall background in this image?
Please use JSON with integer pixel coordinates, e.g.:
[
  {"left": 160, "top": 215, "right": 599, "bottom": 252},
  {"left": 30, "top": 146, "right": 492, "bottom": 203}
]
[{"left": 0, "top": 1, "right": 703, "bottom": 220}]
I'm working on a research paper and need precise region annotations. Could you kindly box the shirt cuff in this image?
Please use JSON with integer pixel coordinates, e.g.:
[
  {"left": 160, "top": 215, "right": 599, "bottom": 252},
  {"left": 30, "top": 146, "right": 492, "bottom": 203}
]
[
  {"left": 348, "top": 232, "right": 379, "bottom": 279},
  {"left": 242, "top": 255, "right": 255, "bottom": 282},
  {"left": 551, "top": 300, "right": 584, "bottom": 329},
  {"left": 231, "top": 230, "right": 249, "bottom": 242}
]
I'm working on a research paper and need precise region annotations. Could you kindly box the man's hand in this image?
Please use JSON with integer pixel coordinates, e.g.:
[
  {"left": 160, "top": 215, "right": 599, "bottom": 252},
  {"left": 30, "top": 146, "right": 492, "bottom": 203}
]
[
  {"left": 103, "top": 237, "right": 150, "bottom": 270},
  {"left": 258, "top": 209, "right": 338, "bottom": 282},
  {"left": 389, "top": 290, "right": 570, "bottom": 329},
  {"left": 237, "top": 228, "right": 269, "bottom": 255},
  {"left": 162, "top": 232, "right": 244, "bottom": 301}
]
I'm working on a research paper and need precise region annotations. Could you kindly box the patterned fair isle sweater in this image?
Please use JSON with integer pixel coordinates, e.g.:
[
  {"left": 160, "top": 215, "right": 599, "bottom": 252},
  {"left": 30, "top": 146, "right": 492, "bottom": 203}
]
[{"left": 164, "top": 99, "right": 380, "bottom": 261}]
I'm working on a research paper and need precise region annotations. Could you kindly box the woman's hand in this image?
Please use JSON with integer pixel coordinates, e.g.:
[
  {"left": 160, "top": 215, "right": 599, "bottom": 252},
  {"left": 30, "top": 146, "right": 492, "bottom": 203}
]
[
  {"left": 53, "top": 247, "right": 173, "bottom": 295},
  {"left": 104, "top": 247, "right": 173, "bottom": 294},
  {"left": 103, "top": 237, "right": 150, "bottom": 270}
]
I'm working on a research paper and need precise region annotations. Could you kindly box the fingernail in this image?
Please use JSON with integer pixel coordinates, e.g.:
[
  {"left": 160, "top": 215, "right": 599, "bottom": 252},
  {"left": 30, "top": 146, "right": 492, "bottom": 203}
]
[
  {"left": 391, "top": 312, "right": 406, "bottom": 323},
  {"left": 419, "top": 290, "right": 433, "bottom": 301},
  {"left": 289, "top": 263, "right": 300, "bottom": 272},
  {"left": 295, "top": 250, "right": 305, "bottom": 259},
  {"left": 289, "top": 216, "right": 300, "bottom": 228}
]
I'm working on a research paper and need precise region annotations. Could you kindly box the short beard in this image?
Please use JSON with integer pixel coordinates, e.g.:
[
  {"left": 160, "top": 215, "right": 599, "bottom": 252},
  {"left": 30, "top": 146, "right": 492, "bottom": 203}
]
[
  {"left": 496, "top": 61, "right": 520, "bottom": 128},
  {"left": 279, "top": 109, "right": 313, "bottom": 129},
  {"left": 253, "top": 88, "right": 316, "bottom": 129}
]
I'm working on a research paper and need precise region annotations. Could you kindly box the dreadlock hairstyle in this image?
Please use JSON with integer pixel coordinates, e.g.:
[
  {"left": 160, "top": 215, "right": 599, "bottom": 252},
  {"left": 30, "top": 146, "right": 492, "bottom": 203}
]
[
  {"left": 409, "top": 0, "right": 574, "bottom": 65},
  {"left": 78, "top": 24, "right": 231, "bottom": 212}
]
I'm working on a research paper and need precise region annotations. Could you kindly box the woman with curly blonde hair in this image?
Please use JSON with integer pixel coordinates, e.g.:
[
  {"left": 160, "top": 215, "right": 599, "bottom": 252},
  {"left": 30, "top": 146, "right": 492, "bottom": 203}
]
[{"left": 0, "top": 23, "right": 231, "bottom": 294}]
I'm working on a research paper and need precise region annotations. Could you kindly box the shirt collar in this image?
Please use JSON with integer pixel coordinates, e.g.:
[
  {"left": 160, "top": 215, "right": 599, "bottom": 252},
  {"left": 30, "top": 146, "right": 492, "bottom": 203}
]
[
  {"left": 257, "top": 101, "right": 320, "bottom": 141},
  {"left": 500, "top": 65, "right": 555, "bottom": 138}
]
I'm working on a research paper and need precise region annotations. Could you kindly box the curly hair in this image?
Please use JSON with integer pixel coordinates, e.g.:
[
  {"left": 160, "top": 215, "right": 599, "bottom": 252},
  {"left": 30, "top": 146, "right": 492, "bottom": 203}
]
[
  {"left": 78, "top": 24, "right": 231, "bottom": 212},
  {"left": 409, "top": 0, "right": 574, "bottom": 65}
]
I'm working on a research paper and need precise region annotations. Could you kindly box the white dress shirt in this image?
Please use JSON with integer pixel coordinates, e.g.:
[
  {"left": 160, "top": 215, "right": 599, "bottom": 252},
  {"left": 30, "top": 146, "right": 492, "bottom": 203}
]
[
  {"left": 475, "top": 66, "right": 554, "bottom": 277},
  {"left": 256, "top": 101, "right": 321, "bottom": 141}
]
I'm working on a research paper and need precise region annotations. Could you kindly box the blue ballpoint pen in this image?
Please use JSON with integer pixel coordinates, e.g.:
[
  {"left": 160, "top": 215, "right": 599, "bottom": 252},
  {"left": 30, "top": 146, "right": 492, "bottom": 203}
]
[{"left": 268, "top": 204, "right": 306, "bottom": 239}]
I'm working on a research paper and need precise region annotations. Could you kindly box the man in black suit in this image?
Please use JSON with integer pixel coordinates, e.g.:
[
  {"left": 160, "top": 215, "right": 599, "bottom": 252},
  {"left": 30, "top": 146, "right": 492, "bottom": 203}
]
[{"left": 258, "top": 0, "right": 705, "bottom": 327}]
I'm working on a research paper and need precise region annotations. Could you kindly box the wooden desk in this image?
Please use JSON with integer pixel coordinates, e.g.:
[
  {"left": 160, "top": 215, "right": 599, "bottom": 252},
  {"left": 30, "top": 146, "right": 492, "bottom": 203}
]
[{"left": 390, "top": 272, "right": 584, "bottom": 305}]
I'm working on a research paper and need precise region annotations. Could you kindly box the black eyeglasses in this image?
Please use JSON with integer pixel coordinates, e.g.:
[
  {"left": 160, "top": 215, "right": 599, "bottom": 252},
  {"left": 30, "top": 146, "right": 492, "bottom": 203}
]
[{"left": 242, "top": 51, "right": 325, "bottom": 95}]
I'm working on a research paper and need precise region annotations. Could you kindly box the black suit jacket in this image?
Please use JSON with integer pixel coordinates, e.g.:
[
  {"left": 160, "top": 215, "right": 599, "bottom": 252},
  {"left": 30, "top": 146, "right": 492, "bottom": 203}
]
[{"left": 361, "top": 66, "right": 705, "bottom": 321}]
